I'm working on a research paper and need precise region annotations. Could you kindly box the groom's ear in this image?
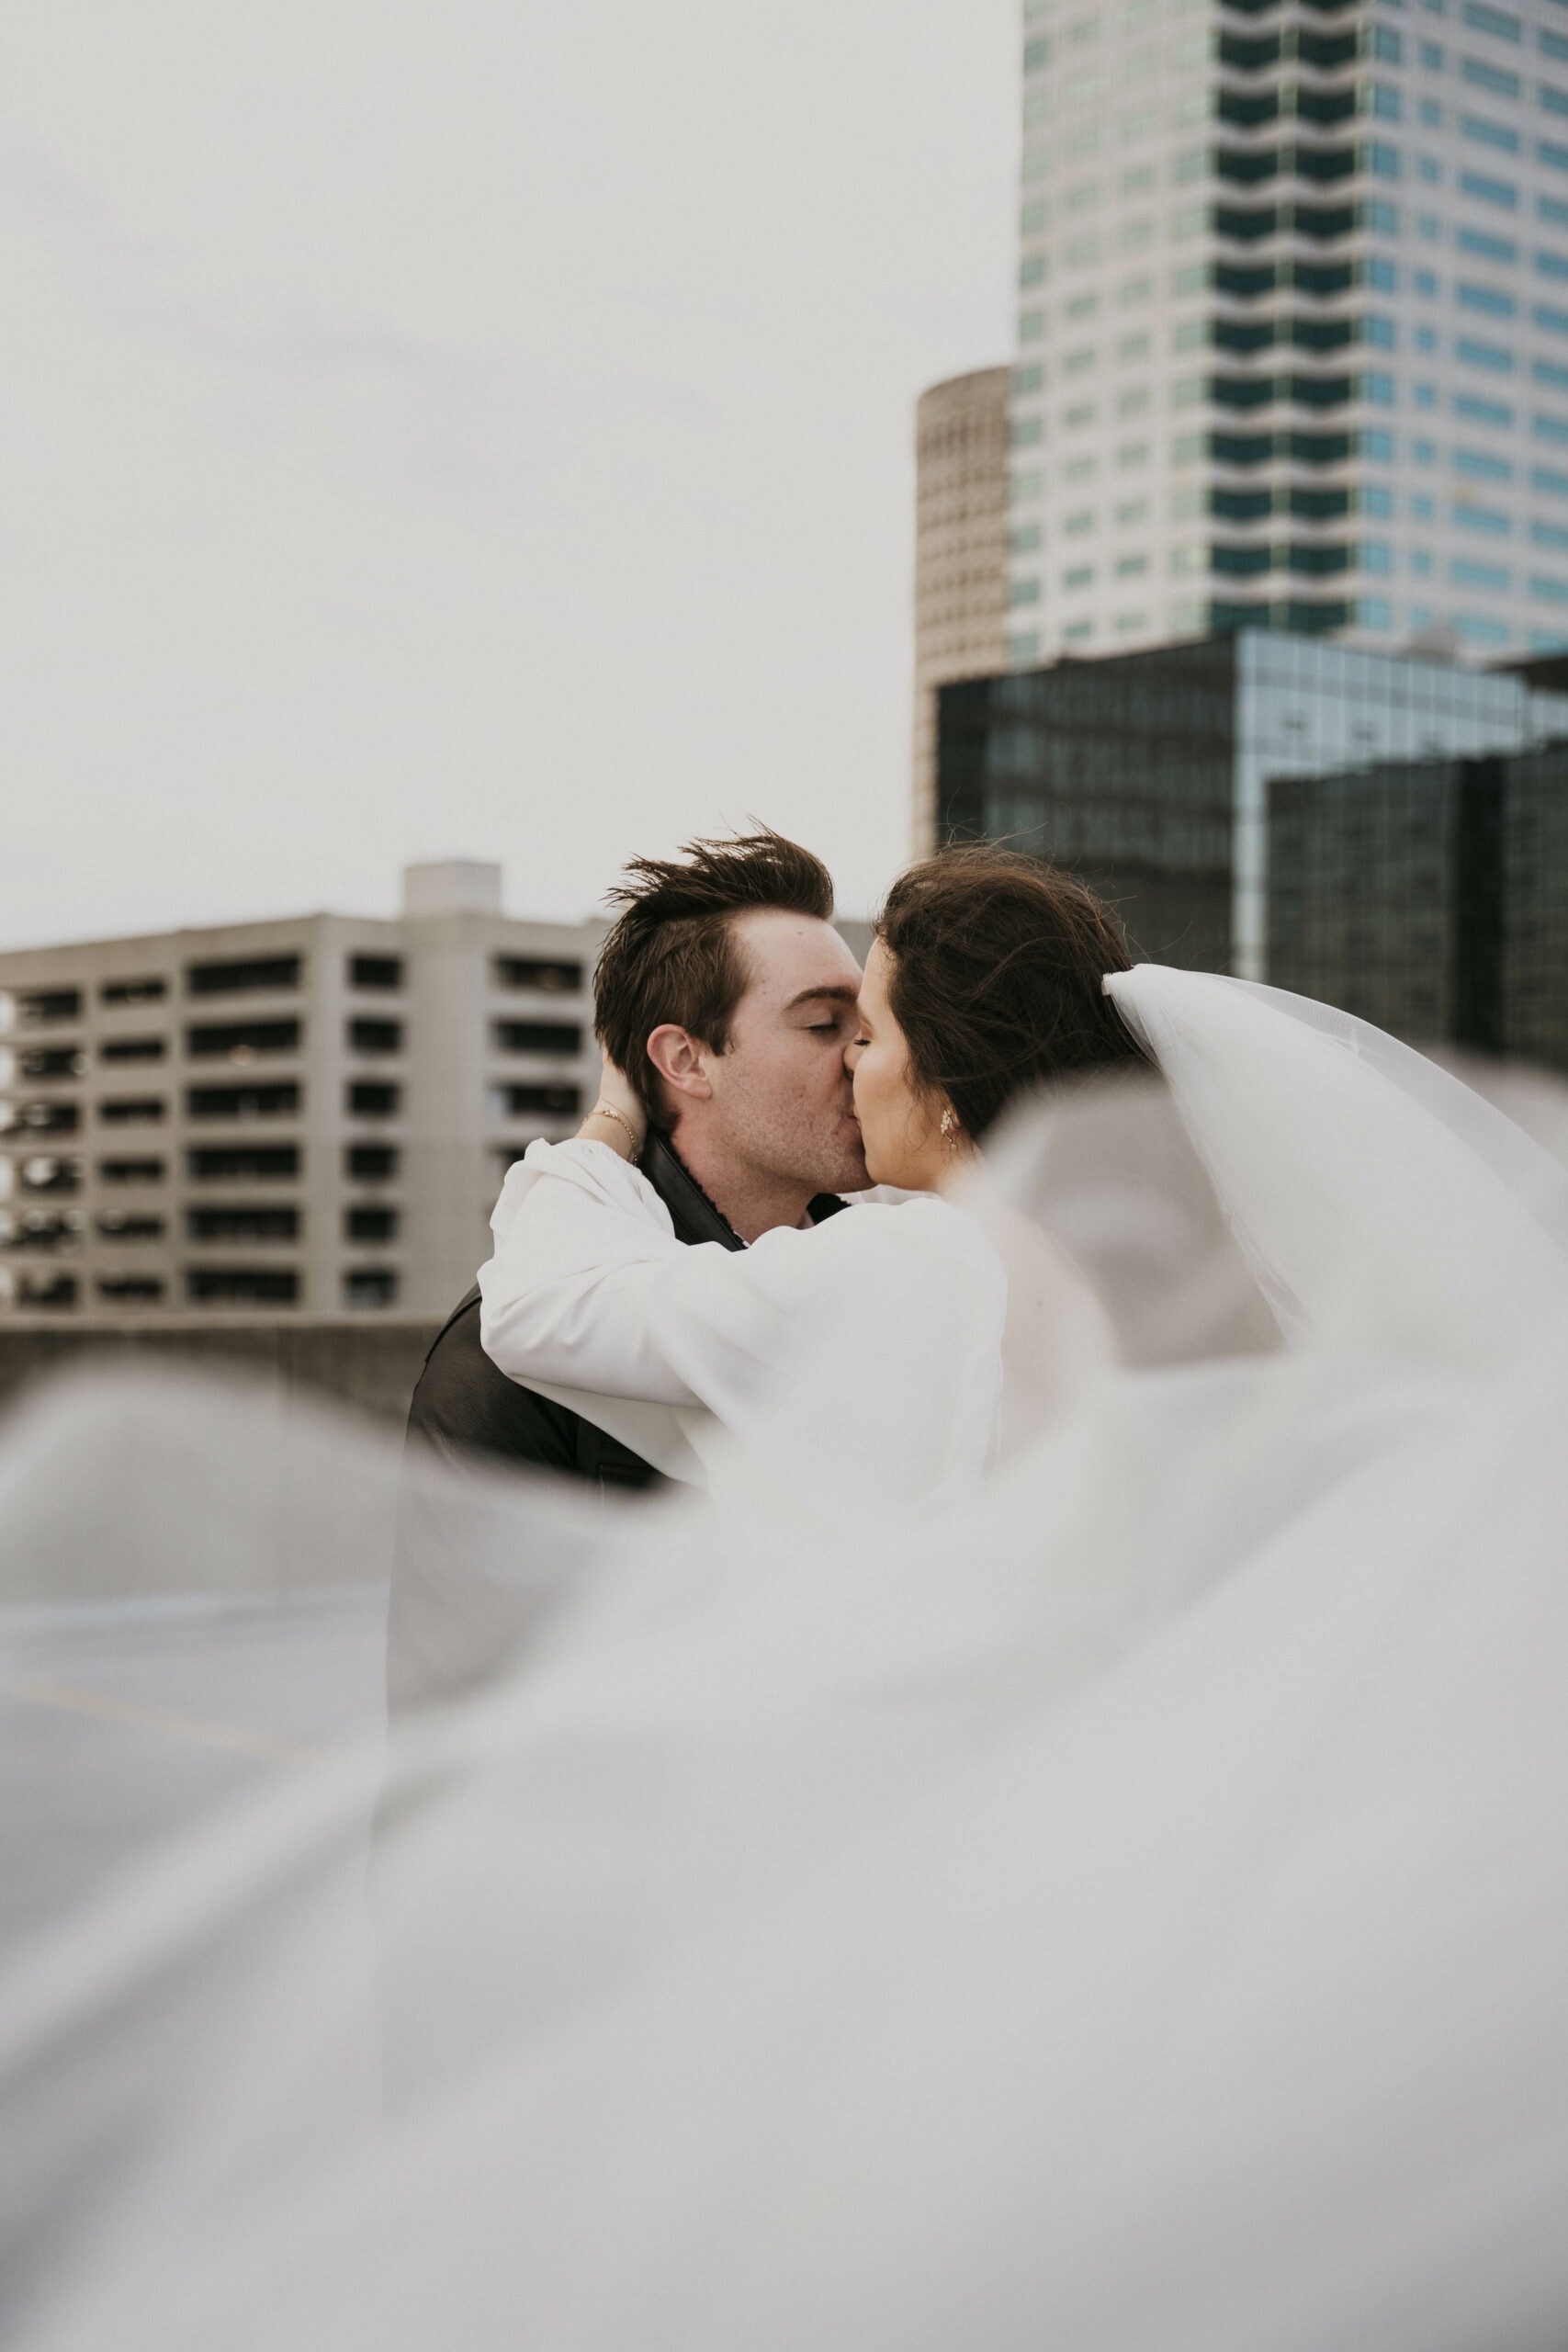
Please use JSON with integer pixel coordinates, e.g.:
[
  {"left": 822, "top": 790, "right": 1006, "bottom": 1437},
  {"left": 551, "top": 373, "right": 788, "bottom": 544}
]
[{"left": 645, "top": 1024, "right": 715, "bottom": 1104}]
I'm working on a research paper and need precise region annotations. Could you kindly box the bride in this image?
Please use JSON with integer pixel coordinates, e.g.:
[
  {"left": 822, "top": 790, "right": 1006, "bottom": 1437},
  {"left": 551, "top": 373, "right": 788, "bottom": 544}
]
[{"left": 7, "top": 846, "right": 1568, "bottom": 2352}]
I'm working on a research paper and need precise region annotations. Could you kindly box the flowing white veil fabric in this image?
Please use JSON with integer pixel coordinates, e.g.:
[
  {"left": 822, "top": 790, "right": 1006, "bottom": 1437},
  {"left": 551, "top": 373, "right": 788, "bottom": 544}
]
[{"left": 2, "top": 968, "right": 1568, "bottom": 2352}]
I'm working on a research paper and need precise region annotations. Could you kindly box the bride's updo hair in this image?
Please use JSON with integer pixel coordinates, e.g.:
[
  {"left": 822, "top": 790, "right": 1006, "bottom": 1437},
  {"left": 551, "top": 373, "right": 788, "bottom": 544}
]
[{"left": 875, "top": 847, "right": 1145, "bottom": 1141}]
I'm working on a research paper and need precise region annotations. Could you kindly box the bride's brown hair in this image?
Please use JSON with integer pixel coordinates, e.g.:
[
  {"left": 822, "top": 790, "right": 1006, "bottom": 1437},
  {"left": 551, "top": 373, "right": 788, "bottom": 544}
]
[{"left": 875, "top": 848, "right": 1145, "bottom": 1141}]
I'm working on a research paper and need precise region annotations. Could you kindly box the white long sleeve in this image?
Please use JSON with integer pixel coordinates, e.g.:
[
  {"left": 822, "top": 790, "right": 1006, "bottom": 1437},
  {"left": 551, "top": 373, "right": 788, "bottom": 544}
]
[{"left": 477, "top": 1139, "right": 1010, "bottom": 1511}]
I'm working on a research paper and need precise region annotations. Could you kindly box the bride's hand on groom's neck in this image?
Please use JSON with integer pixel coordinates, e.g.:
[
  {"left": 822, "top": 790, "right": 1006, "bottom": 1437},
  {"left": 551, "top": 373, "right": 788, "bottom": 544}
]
[{"left": 580, "top": 1059, "right": 648, "bottom": 1160}]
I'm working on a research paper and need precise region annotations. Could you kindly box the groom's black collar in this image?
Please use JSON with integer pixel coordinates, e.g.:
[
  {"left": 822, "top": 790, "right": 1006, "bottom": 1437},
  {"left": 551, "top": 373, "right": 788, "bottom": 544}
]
[{"left": 638, "top": 1130, "right": 847, "bottom": 1253}]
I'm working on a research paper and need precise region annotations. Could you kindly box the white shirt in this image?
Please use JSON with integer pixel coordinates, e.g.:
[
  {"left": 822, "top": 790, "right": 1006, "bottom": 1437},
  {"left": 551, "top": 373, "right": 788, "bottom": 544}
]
[{"left": 477, "top": 1139, "right": 1014, "bottom": 1513}]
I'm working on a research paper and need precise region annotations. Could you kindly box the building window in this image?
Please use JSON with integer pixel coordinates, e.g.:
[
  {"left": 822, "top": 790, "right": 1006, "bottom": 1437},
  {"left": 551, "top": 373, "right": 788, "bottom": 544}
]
[
  {"left": 491, "top": 1021, "right": 582, "bottom": 1057},
  {"left": 186, "top": 1083, "right": 300, "bottom": 1120},
  {"left": 186, "top": 1146, "right": 300, "bottom": 1181},
  {"left": 97, "top": 1099, "right": 163, "bottom": 1126},
  {"left": 345, "top": 1143, "right": 399, "bottom": 1180},
  {"left": 186, "top": 1267, "right": 301, "bottom": 1305},
  {"left": 99, "top": 1157, "right": 164, "bottom": 1183},
  {"left": 345, "top": 1205, "right": 399, "bottom": 1244},
  {"left": 344, "top": 1269, "right": 398, "bottom": 1308},
  {"left": 1461, "top": 56, "right": 1519, "bottom": 96},
  {"left": 1457, "top": 281, "right": 1516, "bottom": 315},
  {"left": 19, "top": 1046, "right": 84, "bottom": 1079},
  {"left": 15, "top": 1273, "right": 77, "bottom": 1309},
  {"left": 100, "top": 977, "right": 166, "bottom": 1005},
  {"left": 100, "top": 1036, "right": 165, "bottom": 1063},
  {"left": 1455, "top": 336, "right": 1515, "bottom": 370},
  {"left": 1460, "top": 168, "right": 1518, "bottom": 203},
  {"left": 6, "top": 1102, "right": 77, "bottom": 1137},
  {"left": 97, "top": 1213, "right": 165, "bottom": 1240},
  {"left": 1455, "top": 447, "right": 1514, "bottom": 480},
  {"left": 1450, "top": 555, "right": 1511, "bottom": 587},
  {"left": 347, "top": 1081, "right": 400, "bottom": 1117},
  {"left": 348, "top": 954, "right": 403, "bottom": 990},
  {"left": 186, "top": 956, "right": 301, "bottom": 996},
  {"left": 1455, "top": 391, "right": 1514, "bottom": 424},
  {"left": 1010, "top": 577, "right": 1042, "bottom": 606},
  {"left": 1461, "top": 1, "right": 1520, "bottom": 39},
  {"left": 17, "top": 989, "right": 81, "bottom": 1025},
  {"left": 1452, "top": 503, "right": 1511, "bottom": 533},
  {"left": 186, "top": 1020, "right": 301, "bottom": 1060},
  {"left": 347, "top": 1018, "right": 402, "bottom": 1055},
  {"left": 18, "top": 1156, "right": 82, "bottom": 1193},
  {"left": 6, "top": 1209, "right": 82, "bottom": 1253},
  {"left": 187, "top": 1205, "right": 300, "bottom": 1241},
  {"left": 493, "top": 1083, "right": 582, "bottom": 1118},
  {"left": 96, "top": 1274, "right": 164, "bottom": 1303}
]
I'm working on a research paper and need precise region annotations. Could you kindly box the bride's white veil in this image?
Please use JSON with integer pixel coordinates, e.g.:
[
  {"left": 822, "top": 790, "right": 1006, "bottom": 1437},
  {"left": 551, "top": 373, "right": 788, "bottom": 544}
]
[
  {"left": 1, "top": 970, "right": 1567, "bottom": 2351},
  {"left": 1103, "top": 965, "right": 1568, "bottom": 1365}
]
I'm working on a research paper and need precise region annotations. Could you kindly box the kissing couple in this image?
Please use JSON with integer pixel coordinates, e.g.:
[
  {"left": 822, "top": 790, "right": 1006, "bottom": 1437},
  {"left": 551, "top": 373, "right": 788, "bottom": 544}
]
[
  {"left": 406, "top": 818, "right": 1568, "bottom": 1525},
  {"left": 409, "top": 826, "right": 1145, "bottom": 1514}
]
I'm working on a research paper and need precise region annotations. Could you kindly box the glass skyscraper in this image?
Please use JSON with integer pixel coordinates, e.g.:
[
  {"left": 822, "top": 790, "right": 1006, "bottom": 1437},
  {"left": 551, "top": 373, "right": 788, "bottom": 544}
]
[
  {"left": 937, "top": 628, "right": 1568, "bottom": 974},
  {"left": 1269, "top": 738, "right": 1568, "bottom": 1067},
  {"left": 1007, "top": 0, "right": 1568, "bottom": 670}
]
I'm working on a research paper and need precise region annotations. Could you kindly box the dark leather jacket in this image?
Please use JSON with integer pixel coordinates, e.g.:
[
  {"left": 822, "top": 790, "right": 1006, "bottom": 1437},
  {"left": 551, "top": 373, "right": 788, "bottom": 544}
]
[
  {"left": 403, "top": 1131, "right": 844, "bottom": 1492},
  {"left": 389, "top": 1136, "right": 844, "bottom": 1718}
]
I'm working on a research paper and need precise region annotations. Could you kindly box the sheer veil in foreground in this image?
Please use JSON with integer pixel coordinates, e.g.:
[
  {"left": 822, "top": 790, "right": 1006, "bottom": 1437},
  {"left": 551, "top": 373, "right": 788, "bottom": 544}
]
[{"left": 2, "top": 968, "right": 1567, "bottom": 2352}]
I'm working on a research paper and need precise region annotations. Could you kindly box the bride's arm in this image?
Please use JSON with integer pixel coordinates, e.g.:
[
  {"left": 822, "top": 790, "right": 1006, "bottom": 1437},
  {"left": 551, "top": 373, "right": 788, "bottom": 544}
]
[
  {"left": 478, "top": 1134, "right": 797, "bottom": 1408},
  {"left": 480, "top": 1063, "right": 1010, "bottom": 1500},
  {"left": 480, "top": 1058, "right": 813, "bottom": 1408}
]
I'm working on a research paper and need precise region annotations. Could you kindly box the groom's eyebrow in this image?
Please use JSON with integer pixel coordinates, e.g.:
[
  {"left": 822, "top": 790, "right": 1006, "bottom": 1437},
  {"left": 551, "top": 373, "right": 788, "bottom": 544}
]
[{"left": 784, "top": 985, "right": 859, "bottom": 1011}]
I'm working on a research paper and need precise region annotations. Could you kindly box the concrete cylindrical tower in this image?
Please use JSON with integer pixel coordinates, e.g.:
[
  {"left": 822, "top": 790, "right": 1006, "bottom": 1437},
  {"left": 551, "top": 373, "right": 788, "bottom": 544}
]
[{"left": 911, "top": 367, "right": 1011, "bottom": 857}]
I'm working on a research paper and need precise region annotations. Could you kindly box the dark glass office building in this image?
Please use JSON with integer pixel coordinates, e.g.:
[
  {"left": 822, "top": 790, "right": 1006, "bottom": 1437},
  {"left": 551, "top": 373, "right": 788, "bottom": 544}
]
[
  {"left": 936, "top": 631, "right": 1568, "bottom": 982},
  {"left": 1269, "top": 743, "right": 1568, "bottom": 1076}
]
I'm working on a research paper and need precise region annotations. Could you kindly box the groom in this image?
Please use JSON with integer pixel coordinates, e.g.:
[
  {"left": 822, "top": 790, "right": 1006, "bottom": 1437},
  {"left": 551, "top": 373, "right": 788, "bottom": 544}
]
[{"left": 403, "top": 829, "right": 869, "bottom": 1492}]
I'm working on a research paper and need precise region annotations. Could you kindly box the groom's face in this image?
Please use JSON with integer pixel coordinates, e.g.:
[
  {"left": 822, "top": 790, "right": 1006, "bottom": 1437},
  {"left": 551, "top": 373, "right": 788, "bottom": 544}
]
[{"left": 694, "top": 910, "right": 870, "bottom": 1193}]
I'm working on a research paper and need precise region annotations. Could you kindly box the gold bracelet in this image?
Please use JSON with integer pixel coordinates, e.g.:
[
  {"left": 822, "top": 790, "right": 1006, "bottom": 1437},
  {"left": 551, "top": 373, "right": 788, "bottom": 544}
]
[{"left": 586, "top": 1102, "right": 640, "bottom": 1149}]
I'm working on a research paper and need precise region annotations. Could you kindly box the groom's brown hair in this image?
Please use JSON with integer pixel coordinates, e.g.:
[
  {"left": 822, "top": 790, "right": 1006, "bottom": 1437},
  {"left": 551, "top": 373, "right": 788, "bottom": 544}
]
[{"left": 595, "top": 830, "right": 835, "bottom": 1130}]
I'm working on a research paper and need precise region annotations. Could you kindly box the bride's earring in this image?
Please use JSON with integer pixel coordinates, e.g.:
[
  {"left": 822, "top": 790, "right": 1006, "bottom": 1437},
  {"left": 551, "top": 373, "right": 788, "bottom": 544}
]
[{"left": 940, "top": 1106, "right": 961, "bottom": 1152}]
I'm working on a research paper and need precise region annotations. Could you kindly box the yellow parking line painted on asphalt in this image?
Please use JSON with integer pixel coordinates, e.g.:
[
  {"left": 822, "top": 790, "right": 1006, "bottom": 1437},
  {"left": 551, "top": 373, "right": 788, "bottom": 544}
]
[{"left": 5, "top": 1679, "right": 326, "bottom": 1768}]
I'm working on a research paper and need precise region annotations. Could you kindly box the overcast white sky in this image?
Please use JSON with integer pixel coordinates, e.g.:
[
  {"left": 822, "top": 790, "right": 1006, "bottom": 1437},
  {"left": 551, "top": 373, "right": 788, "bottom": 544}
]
[{"left": 0, "top": 1, "right": 1017, "bottom": 945}]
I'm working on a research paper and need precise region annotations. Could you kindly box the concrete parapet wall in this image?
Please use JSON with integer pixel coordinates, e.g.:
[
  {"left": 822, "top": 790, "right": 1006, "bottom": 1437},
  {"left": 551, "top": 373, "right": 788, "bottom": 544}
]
[{"left": 0, "top": 1317, "right": 442, "bottom": 1428}]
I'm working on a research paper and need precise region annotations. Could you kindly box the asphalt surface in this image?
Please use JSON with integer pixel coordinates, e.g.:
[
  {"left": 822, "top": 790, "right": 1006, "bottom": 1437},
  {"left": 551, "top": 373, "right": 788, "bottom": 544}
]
[{"left": 0, "top": 1584, "right": 388, "bottom": 1960}]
